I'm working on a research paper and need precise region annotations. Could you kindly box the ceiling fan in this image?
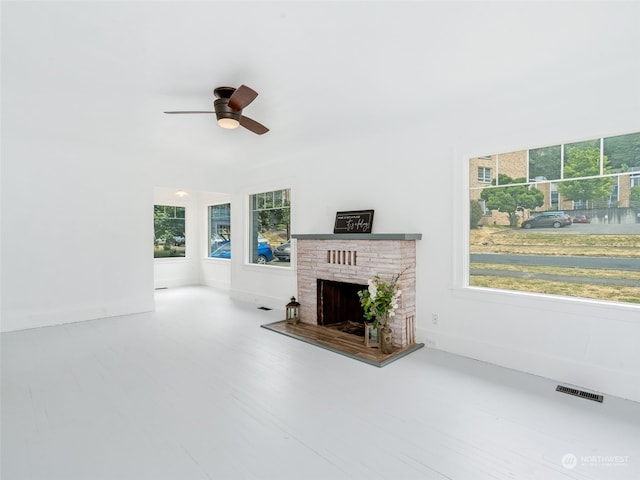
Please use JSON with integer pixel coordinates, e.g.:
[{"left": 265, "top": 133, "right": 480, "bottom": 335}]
[{"left": 164, "top": 85, "right": 269, "bottom": 135}]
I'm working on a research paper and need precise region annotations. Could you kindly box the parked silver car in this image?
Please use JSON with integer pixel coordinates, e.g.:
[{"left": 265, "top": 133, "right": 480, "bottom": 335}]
[
  {"left": 521, "top": 214, "right": 572, "bottom": 229},
  {"left": 274, "top": 240, "right": 291, "bottom": 262}
]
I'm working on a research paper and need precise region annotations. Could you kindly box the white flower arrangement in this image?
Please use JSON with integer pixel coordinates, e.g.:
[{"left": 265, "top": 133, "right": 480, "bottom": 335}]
[{"left": 358, "top": 272, "right": 402, "bottom": 329}]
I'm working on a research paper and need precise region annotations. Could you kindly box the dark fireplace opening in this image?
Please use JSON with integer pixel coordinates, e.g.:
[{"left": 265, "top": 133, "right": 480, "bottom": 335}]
[{"left": 317, "top": 279, "right": 367, "bottom": 336}]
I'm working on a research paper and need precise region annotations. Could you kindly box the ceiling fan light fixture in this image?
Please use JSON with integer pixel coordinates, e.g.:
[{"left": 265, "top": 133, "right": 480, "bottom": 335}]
[
  {"left": 217, "top": 117, "right": 240, "bottom": 129},
  {"left": 165, "top": 85, "right": 268, "bottom": 135}
]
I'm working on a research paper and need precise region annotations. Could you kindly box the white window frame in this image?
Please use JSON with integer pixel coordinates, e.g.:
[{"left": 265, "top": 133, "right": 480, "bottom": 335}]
[
  {"left": 456, "top": 134, "right": 640, "bottom": 315},
  {"left": 247, "top": 187, "right": 292, "bottom": 267}
]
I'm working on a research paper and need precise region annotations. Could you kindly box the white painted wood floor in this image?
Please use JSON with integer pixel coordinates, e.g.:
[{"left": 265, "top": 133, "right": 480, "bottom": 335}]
[{"left": 2, "top": 286, "right": 639, "bottom": 480}]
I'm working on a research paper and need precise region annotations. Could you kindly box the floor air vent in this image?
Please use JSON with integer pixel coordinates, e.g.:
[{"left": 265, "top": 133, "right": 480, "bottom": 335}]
[
  {"left": 556, "top": 385, "right": 603, "bottom": 403},
  {"left": 257, "top": 306, "right": 272, "bottom": 311}
]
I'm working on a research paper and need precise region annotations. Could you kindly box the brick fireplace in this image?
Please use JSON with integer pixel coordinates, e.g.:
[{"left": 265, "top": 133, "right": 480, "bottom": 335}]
[{"left": 292, "top": 233, "right": 421, "bottom": 347}]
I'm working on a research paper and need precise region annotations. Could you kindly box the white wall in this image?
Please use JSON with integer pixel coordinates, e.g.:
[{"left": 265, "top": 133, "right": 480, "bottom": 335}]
[{"left": 0, "top": 143, "right": 156, "bottom": 331}]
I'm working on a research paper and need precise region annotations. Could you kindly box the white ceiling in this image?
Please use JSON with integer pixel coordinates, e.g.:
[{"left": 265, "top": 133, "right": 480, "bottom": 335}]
[{"left": 3, "top": 2, "right": 638, "bottom": 178}]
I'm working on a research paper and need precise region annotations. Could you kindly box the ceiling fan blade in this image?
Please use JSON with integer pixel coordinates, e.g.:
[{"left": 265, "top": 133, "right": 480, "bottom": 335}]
[
  {"left": 239, "top": 115, "right": 269, "bottom": 135},
  {"left": 164, "top": 111, "right": 215, "bottom": 114},
  {"left": 228, "top": 85, "right": 258, "bottom": 110}
]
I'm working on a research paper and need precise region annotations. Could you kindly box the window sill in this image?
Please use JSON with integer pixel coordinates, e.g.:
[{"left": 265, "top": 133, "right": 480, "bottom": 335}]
[
  {"left": 453, "top": 285, "right": 640, "bottom": 322},
  {"left": 154, "top": 257, "right": 189, "bottom": 263}
]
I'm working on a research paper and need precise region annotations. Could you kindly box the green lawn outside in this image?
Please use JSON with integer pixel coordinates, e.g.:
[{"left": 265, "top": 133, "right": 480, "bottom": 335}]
[{"left": 469, "top": 226, "right": 640, "bottom": 303}]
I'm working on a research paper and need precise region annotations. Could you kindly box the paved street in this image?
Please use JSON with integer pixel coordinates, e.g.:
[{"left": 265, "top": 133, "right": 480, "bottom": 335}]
[{"left": 470, "top": 253, "right": 640, "bottom": 272}]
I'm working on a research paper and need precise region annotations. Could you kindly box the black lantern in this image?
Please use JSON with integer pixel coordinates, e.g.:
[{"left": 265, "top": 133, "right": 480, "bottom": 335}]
[{"left": 286, "top": 296, "right": 300, "bottom": 324}]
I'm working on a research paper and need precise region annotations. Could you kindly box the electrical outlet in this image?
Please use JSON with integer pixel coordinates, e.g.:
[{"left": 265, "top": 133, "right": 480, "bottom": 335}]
[{"left": 432, "top": 313, "right": 438, "bottom": 325}]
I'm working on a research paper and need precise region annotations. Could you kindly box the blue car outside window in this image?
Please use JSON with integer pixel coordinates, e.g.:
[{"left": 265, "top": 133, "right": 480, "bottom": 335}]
[{"left": 211, "top": 241, "right": 274, "bottom": 262}]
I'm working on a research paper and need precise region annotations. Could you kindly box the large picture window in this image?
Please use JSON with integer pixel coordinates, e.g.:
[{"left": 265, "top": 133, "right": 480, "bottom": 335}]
[
  {"left": 154, "top": 205, "right": 186, "bottom": 258},
  {"left": 469, "top": 132, "right": 640, "bottom": 305},
  {"left": 249, "top": 189, "right": 291, "bottom": 266}
]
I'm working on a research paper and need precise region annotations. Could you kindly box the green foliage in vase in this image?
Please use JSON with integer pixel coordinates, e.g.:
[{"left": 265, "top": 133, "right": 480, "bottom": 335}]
[{"left": 358, "top": 272, "right": 403, "bottom": 329}]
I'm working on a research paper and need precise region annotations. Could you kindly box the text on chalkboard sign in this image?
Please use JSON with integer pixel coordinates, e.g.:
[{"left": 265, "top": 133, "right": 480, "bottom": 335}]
[{"left": 333, "top": 210, "right": 374, "bottom": 234}]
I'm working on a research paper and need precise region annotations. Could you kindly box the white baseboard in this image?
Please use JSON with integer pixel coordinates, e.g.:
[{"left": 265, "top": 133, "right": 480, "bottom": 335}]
[
  {"left": 1, "top": 299, "right": 155, "bottom": 333},
  {"left": 418, "top": 327, "right": 640, "bottom": 403},
  {"left": 229, "top": 288, "right": 284, "bottom": 311}
]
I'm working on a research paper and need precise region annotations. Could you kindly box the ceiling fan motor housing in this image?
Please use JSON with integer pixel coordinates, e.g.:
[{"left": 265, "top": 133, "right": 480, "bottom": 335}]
[
  {"left": 214, "top": 98, "right": 241, "bottom": 123},
  {"left": 213, "top": 86, "right": 236, "bottom": 99}
]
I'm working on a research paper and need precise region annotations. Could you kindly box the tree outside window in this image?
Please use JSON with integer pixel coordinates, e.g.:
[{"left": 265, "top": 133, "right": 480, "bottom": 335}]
[
  {"left": 480, "top": 174, "right": 544, "bottom": 227},
  {"left": 557, "top": 145, "right": 614, "bottom": 209},
  {"left": 154, "top": 205, "right": 185, "bottom": 258},
  {"left": 529, "top": 145, "right": 561, "bottom": 181},
  {"left": 604, "top": 132, "right": 640, "bottom": 172}
]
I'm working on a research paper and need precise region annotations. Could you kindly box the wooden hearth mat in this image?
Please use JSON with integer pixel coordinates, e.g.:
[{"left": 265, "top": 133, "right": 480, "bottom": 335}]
[{"left": 261, "top": 320, "right": 424, "bottom": 367}]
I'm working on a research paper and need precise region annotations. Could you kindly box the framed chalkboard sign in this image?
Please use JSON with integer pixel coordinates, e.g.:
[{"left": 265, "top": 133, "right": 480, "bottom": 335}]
[{"left": 333, "top": 210, "right": 374, "bottom": 234}]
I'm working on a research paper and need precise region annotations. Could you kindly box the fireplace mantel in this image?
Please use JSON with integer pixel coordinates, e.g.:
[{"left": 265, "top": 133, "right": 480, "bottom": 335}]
[{"left": 292, "top": 233, "right": 422, "bottom": 240}]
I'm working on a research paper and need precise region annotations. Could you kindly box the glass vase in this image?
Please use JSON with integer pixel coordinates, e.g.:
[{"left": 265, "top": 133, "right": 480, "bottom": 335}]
[{"left": 380, "top": 325, "right": 393, "bottom": 354}]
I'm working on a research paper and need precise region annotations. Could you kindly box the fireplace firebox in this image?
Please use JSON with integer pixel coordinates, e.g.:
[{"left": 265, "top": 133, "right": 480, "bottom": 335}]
[{"left": 317, "top": 279, "right": 367, "bottom": 327}]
